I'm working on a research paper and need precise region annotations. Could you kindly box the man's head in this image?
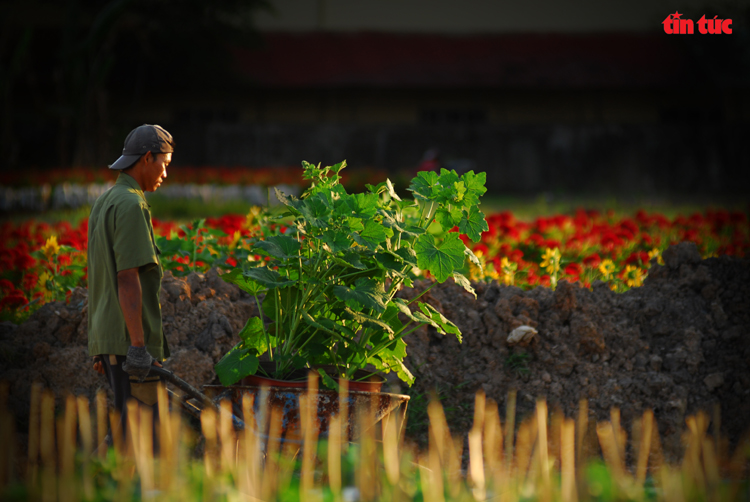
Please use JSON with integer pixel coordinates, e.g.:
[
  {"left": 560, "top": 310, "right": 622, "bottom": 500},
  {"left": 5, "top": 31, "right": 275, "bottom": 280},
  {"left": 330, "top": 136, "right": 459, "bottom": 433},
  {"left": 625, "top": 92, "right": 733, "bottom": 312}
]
[{"left": 109, "top": 124, "right": 174, "bottom": 192}]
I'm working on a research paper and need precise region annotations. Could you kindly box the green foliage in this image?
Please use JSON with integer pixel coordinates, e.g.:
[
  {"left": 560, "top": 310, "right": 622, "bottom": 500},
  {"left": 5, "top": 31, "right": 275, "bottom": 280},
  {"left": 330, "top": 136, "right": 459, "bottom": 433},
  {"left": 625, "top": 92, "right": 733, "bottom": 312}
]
[
  {"left": 217, "top": 161, "right": 488, "bottom": 387},
  {"left": 505, "top": 350, "right": 531, "bottom": 377}
]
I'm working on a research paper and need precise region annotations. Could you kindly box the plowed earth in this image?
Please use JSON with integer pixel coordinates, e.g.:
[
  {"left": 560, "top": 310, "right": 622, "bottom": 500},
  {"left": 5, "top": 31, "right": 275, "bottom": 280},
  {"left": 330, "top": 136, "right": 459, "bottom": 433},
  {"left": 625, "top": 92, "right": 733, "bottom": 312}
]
[{"left": 1, "top": 243, "right": 748, "bottom": 460}]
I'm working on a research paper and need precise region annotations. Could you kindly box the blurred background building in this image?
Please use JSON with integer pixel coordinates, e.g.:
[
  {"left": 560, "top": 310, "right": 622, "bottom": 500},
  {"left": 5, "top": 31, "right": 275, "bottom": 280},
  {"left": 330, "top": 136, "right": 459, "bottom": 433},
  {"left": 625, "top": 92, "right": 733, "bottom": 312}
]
[{"left": 1, "top": 0, "right": 748, "bottom": 195}]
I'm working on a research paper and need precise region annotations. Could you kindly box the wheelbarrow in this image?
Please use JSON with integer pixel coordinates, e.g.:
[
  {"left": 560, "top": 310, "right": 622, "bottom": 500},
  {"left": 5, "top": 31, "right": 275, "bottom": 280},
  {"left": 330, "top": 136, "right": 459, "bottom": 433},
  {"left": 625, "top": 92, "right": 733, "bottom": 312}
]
[{"left": 151, "top": 366, "right": 410, "bottom": 446}]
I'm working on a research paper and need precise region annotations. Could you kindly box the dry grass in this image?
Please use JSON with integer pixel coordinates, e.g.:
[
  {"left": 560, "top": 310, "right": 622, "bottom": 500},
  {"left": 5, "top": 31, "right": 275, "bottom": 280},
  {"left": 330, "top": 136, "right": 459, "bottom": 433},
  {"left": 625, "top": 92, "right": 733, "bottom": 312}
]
[{"left": 1, "top": 379, "right": 749, "bottom": 501}]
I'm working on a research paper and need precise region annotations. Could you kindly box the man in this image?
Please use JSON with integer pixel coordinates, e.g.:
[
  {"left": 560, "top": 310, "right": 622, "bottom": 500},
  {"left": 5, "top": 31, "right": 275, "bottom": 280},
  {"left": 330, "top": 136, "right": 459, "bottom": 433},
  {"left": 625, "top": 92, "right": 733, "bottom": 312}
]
[{"left": 88, "top": 124, "right": 174, "bottom": 435}]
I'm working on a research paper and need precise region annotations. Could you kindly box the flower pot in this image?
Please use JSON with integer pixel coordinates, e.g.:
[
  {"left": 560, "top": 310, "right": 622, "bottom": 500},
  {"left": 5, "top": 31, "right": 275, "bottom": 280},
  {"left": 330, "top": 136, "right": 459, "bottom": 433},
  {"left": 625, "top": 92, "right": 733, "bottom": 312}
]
[
  {"left": 205, "top": 364, "right": 406, "bottom": 445},
  {"left": 239, "top": 362, "right": 386, "bottom": 393}
]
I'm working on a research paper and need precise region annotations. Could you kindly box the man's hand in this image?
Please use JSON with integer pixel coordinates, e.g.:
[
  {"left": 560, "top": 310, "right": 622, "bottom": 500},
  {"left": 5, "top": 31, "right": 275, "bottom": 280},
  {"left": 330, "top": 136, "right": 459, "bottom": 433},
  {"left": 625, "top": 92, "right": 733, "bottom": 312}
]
[
  {"left": 122, "top": 346, "right": 155, "bottom": 382},
  {"left": 93, "top": 356, "right": 105, "bottom": 375}
]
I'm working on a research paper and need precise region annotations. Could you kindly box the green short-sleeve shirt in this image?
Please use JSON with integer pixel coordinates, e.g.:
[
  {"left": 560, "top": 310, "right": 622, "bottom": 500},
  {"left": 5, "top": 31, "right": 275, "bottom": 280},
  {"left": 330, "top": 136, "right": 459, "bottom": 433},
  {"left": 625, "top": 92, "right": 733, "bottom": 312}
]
[{"left": 87, "top": 173, "right": 169, "bottom": 360}]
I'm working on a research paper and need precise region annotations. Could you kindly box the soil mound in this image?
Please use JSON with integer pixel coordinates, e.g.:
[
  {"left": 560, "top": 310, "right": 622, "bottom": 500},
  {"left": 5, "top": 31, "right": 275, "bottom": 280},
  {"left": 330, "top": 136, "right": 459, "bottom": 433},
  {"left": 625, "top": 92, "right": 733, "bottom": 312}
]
[{"left": 1, "top": 243, "right": 748, "bottom": 458}]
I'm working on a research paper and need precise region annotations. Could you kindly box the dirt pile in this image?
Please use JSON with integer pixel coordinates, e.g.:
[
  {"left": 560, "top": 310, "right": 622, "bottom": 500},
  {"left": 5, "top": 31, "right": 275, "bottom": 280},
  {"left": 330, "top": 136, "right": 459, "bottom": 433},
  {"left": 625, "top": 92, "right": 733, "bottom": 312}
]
[
  {"left": 400, "top": 242, "right": 750, "bottom": 457},
  {"left": 1, "top": 243, "right": 748, "bottom": 458}
]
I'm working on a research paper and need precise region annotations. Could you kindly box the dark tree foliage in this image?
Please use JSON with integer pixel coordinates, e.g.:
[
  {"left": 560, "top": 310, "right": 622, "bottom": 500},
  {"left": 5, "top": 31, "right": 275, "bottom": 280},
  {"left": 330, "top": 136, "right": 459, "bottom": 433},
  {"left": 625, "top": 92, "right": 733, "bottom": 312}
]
[{"left": 0, "top": 0, "right": 271, "bottom": 168}]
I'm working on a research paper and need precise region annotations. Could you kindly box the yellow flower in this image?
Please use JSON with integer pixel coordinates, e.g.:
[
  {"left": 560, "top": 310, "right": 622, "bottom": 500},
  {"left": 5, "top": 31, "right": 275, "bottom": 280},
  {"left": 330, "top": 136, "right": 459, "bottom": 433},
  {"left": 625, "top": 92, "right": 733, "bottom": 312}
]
[
  {"left": 39, "top": 271, "right": 52, "bottom": 289},
  {"left": 540, "top": 248, "right": 561, "bottom": 275},
  {"left": 500, "top": 257, "right": 518, "bottom": 286},
  {"left": 245, "top": 206, "right": 262, "bottom": 229},
  {"left": 598, "top": 259, "right": 615, "bottom": 279},
  {"left": 624, "top": 265, "right": 646, "bottom": 288},
  {"left": 648, "top": 248, "right": 664, "bottom": 265},
  {"left": 41, "top": 236, "right": 60, "bottom": 260},
  {"left": 230, "top": 230, "right": 241, "bottom": 248}
]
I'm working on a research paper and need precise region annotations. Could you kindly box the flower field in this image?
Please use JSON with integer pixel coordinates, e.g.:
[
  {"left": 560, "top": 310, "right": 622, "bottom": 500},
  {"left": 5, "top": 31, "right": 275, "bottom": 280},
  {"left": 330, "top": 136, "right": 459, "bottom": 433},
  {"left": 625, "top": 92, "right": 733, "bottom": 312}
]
[{"left": 1, "top": 203, "right": 748, "bottom": 321}]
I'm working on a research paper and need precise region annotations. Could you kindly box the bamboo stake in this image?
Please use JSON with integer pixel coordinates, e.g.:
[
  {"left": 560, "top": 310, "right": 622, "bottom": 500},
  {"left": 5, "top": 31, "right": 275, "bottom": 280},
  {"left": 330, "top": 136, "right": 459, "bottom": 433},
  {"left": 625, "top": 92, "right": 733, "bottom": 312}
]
[
  {"left": 382, "top": 412, "right": 400, "bottom": 486},
  {"left": 240, "top": 393, "right": 259, "bottom": 500},
  {"left": 329, "top": 415, "right": 343, "bottom": 502},
  {"left": 219, "top": 398, "right": 236, "bottom": 476},
  {"left": 27, "top": 382, "right": 42, "bottom": 493},
  {"left": 357, "top": 390, "right": 378, "bottom": 502},
  {"left": 95, "top": 390, "right": 108, "bottom": 459},
  {"left": 504, "top": 390, "right": 517, "bottom": 474},
  {"left": 560, "top": 418, "right": 577, "bottom": 502},
  {"left": 338, "top": 378, "right": 349, "bottom": 442},
  {"left": 576, "top": 399, "right": 588, "bottom": 468},
  {"left": 515, "top": 414, "right": 537, "bottom": 484},
  {"left": 301, "top": 371, "right": 319, "bottom": 500},
  {"left": 427, "top": 396, "right": 448, "bottom": 465},
  {"left": 137, "top": 405, "right": 155, "bottom": 498},
  {"left": 200, "top": 404, "right": 217, "bottom": 489},
  {"left": 596, "top": 421, "right": 626, "bottom": 484},
  {"left": 483, "top": 398, "right": 502, "bottom": 486},
  {"left": 261, "top": 407, "right": 282, "bottom": 501},
  {"left": 536, "top": 399, "right": 551, "bottom": 491},
  {"left": 635, "top": 410, "right": 654, "bottom": 486},
  {"left": 156, "top": 383, "right": 173, "bottom": 492},
  {"left": 39, "top": 390, "right": 56, "bottom": 502},
  {"left": 610, "top": 407, "right": 627, "bottom": 467},
  {"left": 469, "top": 426, "right": 486, "bottom": 500},
  {"left": 76, "top": 396, "right": 94, "bottom": 500}
]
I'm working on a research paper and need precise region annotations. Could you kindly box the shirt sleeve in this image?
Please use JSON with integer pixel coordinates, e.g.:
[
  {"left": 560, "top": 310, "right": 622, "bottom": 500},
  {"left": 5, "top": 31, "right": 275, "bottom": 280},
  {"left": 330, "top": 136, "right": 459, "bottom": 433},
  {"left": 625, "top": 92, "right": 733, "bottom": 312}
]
[{"left": 113, "top": 200, "right": 158, "bottom": 272}]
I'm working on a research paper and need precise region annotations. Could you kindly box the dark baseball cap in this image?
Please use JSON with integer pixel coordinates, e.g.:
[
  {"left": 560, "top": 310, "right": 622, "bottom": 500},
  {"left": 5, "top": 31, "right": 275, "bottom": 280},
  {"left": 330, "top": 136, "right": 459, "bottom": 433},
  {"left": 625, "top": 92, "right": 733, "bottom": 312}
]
[{"left": 109, "top": 124, "right": 175, "bottom": 170}]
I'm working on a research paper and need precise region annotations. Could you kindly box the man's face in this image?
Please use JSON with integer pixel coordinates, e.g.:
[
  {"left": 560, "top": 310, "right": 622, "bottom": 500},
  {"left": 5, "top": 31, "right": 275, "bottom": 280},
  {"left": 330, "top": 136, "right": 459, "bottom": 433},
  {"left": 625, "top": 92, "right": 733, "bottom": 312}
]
[{"left": 143, "top": 152, "right": 171, "bottom": 192}]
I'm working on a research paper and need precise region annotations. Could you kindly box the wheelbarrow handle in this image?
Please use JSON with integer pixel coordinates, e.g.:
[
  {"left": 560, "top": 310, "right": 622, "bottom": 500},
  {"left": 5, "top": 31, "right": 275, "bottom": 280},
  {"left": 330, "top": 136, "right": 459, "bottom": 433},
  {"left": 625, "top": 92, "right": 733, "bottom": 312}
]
[
  {"left": 147, "top": 366, "right": 246, "bottom": 431},
  {"left": 147, "top": 366, "right": 216, "bottom": 411}
]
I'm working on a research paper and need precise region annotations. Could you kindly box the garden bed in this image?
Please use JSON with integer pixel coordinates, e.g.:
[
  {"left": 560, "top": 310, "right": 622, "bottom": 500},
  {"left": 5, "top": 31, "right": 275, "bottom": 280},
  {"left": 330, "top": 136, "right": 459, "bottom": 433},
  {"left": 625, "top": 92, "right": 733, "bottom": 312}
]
[{"left": 1, "top": 242, "right": 747, "bottom": 461}]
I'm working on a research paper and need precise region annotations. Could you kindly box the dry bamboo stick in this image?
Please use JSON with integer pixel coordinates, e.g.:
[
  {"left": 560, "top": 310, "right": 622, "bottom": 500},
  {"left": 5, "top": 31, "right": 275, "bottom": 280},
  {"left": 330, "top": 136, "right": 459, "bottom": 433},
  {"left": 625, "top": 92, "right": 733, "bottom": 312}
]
[
  {"left": 76, "top": 396, "right": 95, "bottom": 500},
  {"left": 96, "top": 390, "right": 108, "bottom": 459},
  {"left": 329, "top": 415, "right": 343, "bottom": 502},
  {"left": 536, "top": 399, "right": 551, "bottom": 490},
  {"left": 382, "top": 412, "right": 400, "bottom": 486},
  {"left": 635, "top": 410, "right": 654, "bottom": 485},
  {"left": 26, "top": 382, "right": 42, "bottom": 492},
  {"left": 219, "top": 398, "right": 236, "bottom": 475},
  {"left": 39, "top": 390, "right": 56, "bottom": 502},
  {"left": 576, "top": 399, "right": 588, "bottom": 469},
  {"left": 239, "top": 393, "right": 258, "bottom": 500},
  {"left": 137, "top": 405, "right": 155, "bottom": 498},
  {"left": 483, "top": 398, "right": 502, "bottom": 484},
  {"left": 261, "top": 407, "right": 282, "bottom": 501},
  {"left": 469, "top": 427, "right": 486, "bottom": 500},
  {"left": 504, "top": 390, "right": 517, "bottom": 474},
  {"left": 300, "top": 374, "right": 320, "bottom": 499},
  {"left": 561, "top": 418, "right": 577, "bottom": 502},
  {"left": 596, "top": 421, "right": 626, "bottom": 484}
]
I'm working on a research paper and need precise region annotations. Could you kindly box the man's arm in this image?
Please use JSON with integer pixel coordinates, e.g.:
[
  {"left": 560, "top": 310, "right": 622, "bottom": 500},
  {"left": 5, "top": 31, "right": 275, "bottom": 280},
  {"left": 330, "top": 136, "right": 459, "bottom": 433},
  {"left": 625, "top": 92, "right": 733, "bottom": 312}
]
[{"left": 117, "top": 267, "right": 145, "bottom": 347}]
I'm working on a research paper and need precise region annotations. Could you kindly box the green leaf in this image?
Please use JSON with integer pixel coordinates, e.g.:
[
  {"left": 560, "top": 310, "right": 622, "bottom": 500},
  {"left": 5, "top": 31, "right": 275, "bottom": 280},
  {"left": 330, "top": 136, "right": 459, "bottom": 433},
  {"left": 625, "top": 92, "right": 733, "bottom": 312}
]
[
  {"left": 321, "top": 229, "right": 351, "bottom": 254},
  {"left": 332, "top": 278, "right": 388, "bottom": 313},
  {"left": 434, "top": 207, "right": 462, "bottom": 231},
  {"left": 353, "top": 219, "right": 393, "bottom": 250},
  {"left": 408, "top": 170, "right": 439, "bottom": 200},
  {"left": 155, "top": 236, "right": 184, "bottom": 256},
  {"left": 414, "top": 233, "right": 465, "bottom": 282},
  {"left": 461, "top": 171, "right": 488, "bottom": 207},
  {"left": 452, "top": 272, "right": 476, "bottom": 299},
  {"left": 254, "top": 235, "right": 301, "bottom": 259},
  {"left": 221, "top": 268, "right": 266, "bottom": 295},
  {"left": 245, "top": 267, "right": 297, "bottom": 289},
  {"left": 317, "top": 369, "right": 339, "bottom": 391},
  {"left": 343, "top": 308, "right": 394, "bottom": 334},
  {"left": 418, "top": 302, "right": 462, "bottom": 342},
  {"left": 340, "top": 192, "right": 378, "bottom": 220},
  {"left": 238, "top": 317, "right": 268, "bottom": 352},
  {"left": 458, "top": 206, "right": 489, "bottom": 242},
  {"left": 214, "top": 344, "right": 259, "bottom": 386}
]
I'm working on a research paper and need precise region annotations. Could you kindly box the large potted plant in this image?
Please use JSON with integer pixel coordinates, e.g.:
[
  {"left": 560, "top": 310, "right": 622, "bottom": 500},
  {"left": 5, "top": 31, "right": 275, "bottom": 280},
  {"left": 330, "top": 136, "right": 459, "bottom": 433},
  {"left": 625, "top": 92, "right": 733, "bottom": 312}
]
[{"left": 214, "top": 160, "right": 488, "bottom": 391}]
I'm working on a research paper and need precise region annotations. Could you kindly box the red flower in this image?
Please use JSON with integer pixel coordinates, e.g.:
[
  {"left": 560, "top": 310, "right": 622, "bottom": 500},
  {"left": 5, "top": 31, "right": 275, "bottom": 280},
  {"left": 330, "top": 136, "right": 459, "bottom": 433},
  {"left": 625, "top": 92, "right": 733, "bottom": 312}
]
[
  {"left": 583, "top": 253, "right": 601, "bottom": 268},
  {"left": 225, "top": 257, "right": 237, "bottom": 267},
  {"left": 0, "top": 279, "right": 14, "bottom": 293},
  {"left": 0, "top": 290, "right": 28, "bottom": 309},
  {"left": 564, "top": 263, "right": 582, "bottom": 281}
]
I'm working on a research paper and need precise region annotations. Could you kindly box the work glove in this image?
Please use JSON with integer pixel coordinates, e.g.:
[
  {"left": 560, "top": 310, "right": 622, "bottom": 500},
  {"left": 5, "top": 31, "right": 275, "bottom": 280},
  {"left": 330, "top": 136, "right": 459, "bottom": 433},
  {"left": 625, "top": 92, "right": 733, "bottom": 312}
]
[{"left": 122, "top": 345, "right": 155, "bottom": 382}]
